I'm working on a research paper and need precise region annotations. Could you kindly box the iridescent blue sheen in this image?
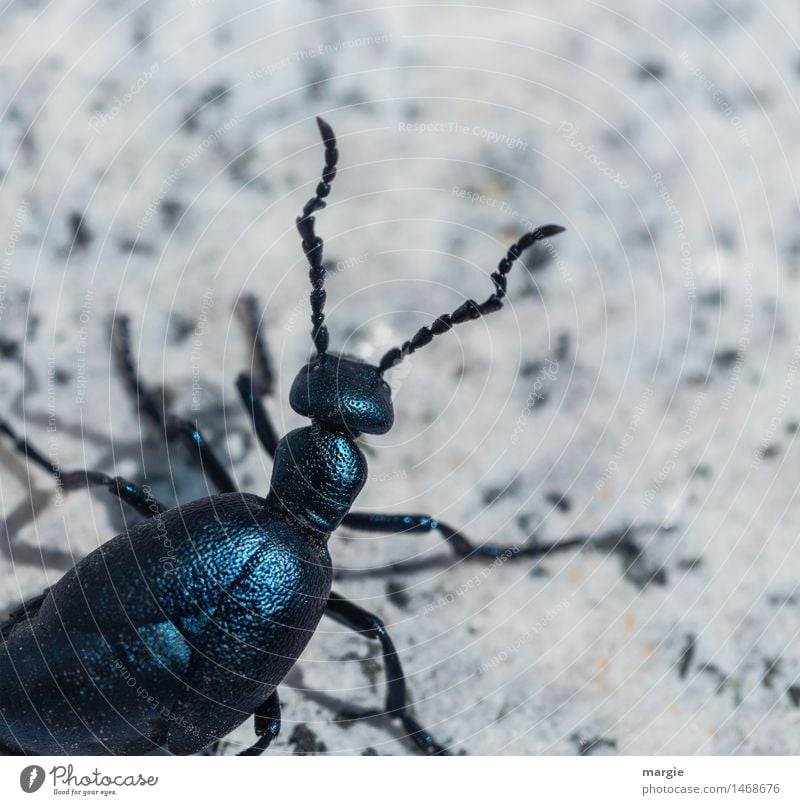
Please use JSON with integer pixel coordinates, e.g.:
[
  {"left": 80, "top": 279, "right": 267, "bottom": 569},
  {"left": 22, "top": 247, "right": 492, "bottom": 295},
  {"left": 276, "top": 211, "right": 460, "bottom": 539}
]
[
  {"left": 0, "top": 352, "right": 393, "bottom": 755},
  {"left": 290, "top": 352, "right": 393, "bottom": 435},
  {"left": 0, "top": 111, "right": 564, "bottom": 757}
]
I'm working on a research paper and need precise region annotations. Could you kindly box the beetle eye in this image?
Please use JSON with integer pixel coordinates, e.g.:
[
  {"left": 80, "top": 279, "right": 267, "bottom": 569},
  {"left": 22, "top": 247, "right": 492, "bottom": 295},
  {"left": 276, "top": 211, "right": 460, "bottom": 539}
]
[{"left": 381, "top": 380, "right": 391, "bottom": 393}]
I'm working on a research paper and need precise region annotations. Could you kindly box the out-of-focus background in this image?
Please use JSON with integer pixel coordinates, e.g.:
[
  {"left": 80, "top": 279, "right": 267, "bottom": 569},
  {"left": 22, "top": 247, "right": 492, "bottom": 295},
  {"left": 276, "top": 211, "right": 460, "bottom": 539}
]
[{"left": 0, "top": 0, "right": 799, "bottom": 755}]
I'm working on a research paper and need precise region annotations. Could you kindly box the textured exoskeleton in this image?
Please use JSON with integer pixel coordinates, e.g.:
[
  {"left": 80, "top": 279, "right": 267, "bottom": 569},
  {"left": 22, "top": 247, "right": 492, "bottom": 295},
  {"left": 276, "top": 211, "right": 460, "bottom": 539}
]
[{"left": 0, "top": 118, "right": 572, "bottom": 756}]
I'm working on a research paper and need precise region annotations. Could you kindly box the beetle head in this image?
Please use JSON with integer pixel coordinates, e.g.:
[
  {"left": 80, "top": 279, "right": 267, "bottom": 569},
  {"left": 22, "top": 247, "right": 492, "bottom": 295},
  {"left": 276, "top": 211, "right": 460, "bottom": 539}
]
[{"left": 290, "top": 352, "right": 394, "bottom": 436}]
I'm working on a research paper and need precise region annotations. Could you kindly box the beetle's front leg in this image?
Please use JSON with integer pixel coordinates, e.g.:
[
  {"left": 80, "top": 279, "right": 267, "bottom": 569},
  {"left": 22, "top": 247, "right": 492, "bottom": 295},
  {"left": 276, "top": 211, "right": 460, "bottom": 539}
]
[
  {"left": 111, "top": 315, "right": 237, "bottom": 493},
  {"left": 0, "top": 417, "right": 167, "bottom": 518},
  {"left": 324, "top": 591, "right": 448, "bottom": 756},
  {"left": 235, "top": 294, "right": 281, "bottom": 458},
  {"left": 342, "top": 511, "right": 592, "bottom": 561}
]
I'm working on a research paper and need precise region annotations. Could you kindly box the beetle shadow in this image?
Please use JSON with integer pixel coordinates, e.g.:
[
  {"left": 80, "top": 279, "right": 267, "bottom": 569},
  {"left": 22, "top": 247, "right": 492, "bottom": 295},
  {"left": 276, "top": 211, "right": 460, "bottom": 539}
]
[
  {"left": 332, "top": 524, "right": 674, "bottom": 587},
  {"left": 282, "top": 665, "right": 421, "bottom": 753},
  {"left": 0, "top": 370, "right": 256, "bottom": 587},
  {"left": 332, "top": 552, "right": 458, "bottom": 580}
]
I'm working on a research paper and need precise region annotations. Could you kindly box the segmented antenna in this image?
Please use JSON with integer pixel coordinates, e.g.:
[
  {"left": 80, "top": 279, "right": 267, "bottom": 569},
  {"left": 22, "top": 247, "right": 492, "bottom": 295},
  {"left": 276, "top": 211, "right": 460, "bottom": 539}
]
[
  {"left": 296, "top": 116, "right": 339, "bottom": 355},
  {"left": 378, "top": 224, "right": 565, "bottom": 373}
]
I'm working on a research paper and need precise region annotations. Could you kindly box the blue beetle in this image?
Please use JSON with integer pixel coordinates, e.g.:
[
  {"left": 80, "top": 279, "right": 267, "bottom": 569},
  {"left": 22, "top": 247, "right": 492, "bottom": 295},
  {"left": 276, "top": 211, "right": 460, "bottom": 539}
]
[{"left": 0, "top": 118, "right": 575, "bottom": 756}]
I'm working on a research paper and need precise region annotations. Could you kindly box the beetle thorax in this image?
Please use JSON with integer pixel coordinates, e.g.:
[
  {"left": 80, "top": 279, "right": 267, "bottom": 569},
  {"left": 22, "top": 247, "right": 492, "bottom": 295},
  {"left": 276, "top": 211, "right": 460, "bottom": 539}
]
[{"left": 266, "top": 424, "right": 367, "bottom": 536}]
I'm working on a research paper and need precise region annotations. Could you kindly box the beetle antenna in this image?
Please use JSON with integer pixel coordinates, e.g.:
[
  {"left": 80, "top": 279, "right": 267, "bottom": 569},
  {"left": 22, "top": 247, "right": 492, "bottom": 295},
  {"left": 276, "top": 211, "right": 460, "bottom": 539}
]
[
  {"left": 296, "top": 116, "right": 339, "bottom": 356},
  {"left": 378, "top": 224, "right": 565, "bottom": 373}
]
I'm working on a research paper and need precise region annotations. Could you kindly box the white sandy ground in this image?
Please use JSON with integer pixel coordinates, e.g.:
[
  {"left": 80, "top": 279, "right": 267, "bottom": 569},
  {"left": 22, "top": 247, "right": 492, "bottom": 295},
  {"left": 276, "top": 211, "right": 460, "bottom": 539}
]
[{"left": 0, "top": 0, "right": 799, "bottom": 755}]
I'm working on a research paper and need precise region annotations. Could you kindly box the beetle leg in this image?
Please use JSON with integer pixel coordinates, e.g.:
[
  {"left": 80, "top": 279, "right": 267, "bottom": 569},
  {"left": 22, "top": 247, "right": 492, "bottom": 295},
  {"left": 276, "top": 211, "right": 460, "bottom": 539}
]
[
  {"left": 325, "top": 591, "right": 448, "bottom": 756},
  {"left": 237, "top": 294, "right": 275, "bottom": 396},
  {"left": 61, "top": 471, "right": 166, "bottom": 517},
  {"left": 235, "top": 374, "right": 280, "bottom": 458},
  {"left": 110, "top": 315, "right": 164, "bottom": 428},
  {"left": 0, "top": 417, "right": 166, "bottom": 518},
  {"left": 162, "top": 416, "right": 237, "bottom": 494},
  {"left": 111, "top": 314, "right": 237, "bottom": 493},
  {"left": 342, "top": 510, "right": 594, "bottom": 560},
  {"left": 235, "top": 293, "right": 281, "bottom": 458},
  {"left": 238, "top": 690, "right": 281, "bottom": 756}
]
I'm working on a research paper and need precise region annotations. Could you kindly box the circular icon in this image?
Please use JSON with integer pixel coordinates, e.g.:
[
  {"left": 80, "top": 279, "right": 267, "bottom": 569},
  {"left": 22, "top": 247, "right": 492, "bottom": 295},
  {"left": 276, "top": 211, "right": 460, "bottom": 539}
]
[{"left": 19, "top": 765, "right": 45, "bottom": 794}]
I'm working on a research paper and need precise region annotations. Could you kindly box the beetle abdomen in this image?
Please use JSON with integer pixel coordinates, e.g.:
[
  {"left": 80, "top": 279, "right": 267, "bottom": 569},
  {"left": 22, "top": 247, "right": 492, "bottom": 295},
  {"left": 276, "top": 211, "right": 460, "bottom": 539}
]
[
  {"left": 0, "top": 615, "right": 192, "bottom": 754},
  {"left": 0, "top": 493, "right": 332, "bottom": 755}
]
